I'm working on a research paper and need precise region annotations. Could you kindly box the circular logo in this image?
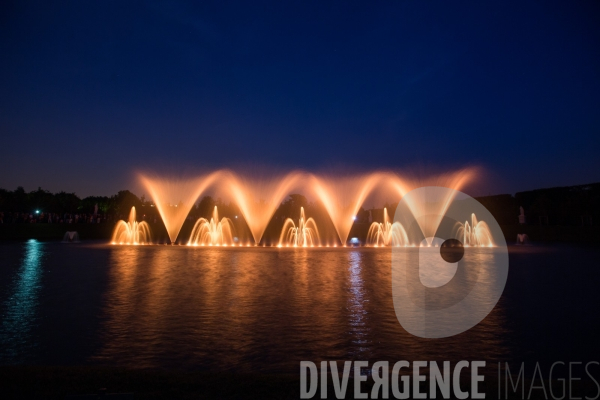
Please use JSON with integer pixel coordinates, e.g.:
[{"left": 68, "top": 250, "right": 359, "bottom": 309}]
[{"left": 391, "top": 187, "right": 509, "bottom": 338}]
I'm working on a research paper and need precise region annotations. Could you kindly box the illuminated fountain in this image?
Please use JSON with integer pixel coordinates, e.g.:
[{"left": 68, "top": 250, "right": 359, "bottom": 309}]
[
  {"left": 221, "top": 170, "right": 304, "bottom": 245},
  {"left": 278, "top": 207, "right": 320, "bottom": 247},
  {"left": 111, "top": 207, "right": 152, "bottom": 245},
  {"left": 188, "top": 206, "right": 235, "bottom": 246},
  {"left": 140, "top": 172, "right": 221, "bottom": 244},
  {"left": 130, "top": 168, "right": 478, "bottom": 248},
  {"left": 310, "top": 172, "right": 394, "bottom": 245},
  {"left": 454, "top": 213, "right": 494, "bottom": 247},
  {"left": 390, "top": 169, "right": 476, "bottom": 246},
  {"left": 366, "top": 208, "right": 409, "bottom": 247}
]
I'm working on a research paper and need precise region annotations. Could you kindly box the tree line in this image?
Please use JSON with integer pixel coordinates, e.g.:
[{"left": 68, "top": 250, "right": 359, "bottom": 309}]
[{"left": 2, "top": 181, "right": 598, "bottom": 227}]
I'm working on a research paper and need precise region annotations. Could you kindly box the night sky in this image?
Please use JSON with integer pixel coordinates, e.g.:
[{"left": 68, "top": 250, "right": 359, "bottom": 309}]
[{"left": 1, "top": 1, "right": 599, "bottom": 197}]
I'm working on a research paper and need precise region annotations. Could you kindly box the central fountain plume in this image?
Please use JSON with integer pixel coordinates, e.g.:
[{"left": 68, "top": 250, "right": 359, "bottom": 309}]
[
  {"left": 111, "top": 207, "right": 152, "bottom": 245},
  {"left": 188, "top": 206, "right": 234, "bottom": 246},
  {"left": 366, "top": 208, "right": 409, "bottom": 247},
  {"left": 278, "top": 207, "right": 320, "bottom": 247}
]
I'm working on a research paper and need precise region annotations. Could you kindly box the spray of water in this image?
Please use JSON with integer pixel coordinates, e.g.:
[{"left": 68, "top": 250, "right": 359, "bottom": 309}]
[
  {"left": 278, "top": 207, "right": 320, "bottom": 247},
  {"left": 139, "top": 172, "right": 221, "bottom": 243},
  {"left": 366, "top": 208, "right": 409, "bottom": 247},
  {"left": 135, "top": 168, "right": 478, "bottom": 246},
  {"left": 111, "top": 207, "right": 152, "bottom": 245},
  {"left": 187, "top": 206, "right": 235, "bottom": 246}
]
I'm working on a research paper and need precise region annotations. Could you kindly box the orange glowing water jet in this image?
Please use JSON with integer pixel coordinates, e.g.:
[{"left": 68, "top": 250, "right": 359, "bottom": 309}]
[
  {"left": 366, "top": 208, "right": 409, "bottom": 247},
  {"left": 111, "top": 207, "right": 152, "bottom": 245},
  {"left": 454, "top": 213, "right": 494, "bottom": 247},
  {"left": 130, "top": 167, "right": 479, "bottom": 247},
  {"left": 391, "top": 168, "right": 477, "bottom": 245},
  {"left": 310, "top": 173, "right": 380, "bottom": 245},
  {"left": 310, "top": 171, "right": 413, "bottom": 245},
  {"left": 139, "top": 172, "right": 221, "bottom": 243},
  {"left": 278, "top": 207, "right": 320, "bottom": 247},
  {"left": 221, "top": 170, "right": 304, "bottom": 244},
  {"left": 188, "top": 206, "right": 234, "bottom": 246}
]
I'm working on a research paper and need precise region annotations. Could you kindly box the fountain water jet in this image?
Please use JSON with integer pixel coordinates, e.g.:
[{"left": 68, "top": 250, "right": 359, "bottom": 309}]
[
  {"left": 111, "top": 207, "right": 152, "bottom": 245},
  {"left": 454, "top": 213, "right": 494, "bottom": 247},
  {"left": 278, "top": 207, "right": 320, "bottom": 247},
  {"left": 222, "top": 170, "right": 304, "bottom": 244},
  {"left": 310, "top": 172, "right": 391, "bottom": 245},
  {"left": 134, "top": 168, "right": 478, "bottom": 248},
  {"left": 188, "top": 206, "right": 234, "bottom": 246},
  {"left": 139, "top": 172, "right": 221, "bottom": 244},
  {"left": 366, "top": 208, "right": 409, "bottom": 247},
  {"left": 392, "top": 169, "right": 476, "bottom": 245}
]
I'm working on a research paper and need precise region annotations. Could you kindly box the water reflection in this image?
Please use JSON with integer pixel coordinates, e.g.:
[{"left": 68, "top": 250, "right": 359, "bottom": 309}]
[
  {"left": 94, "top": 246, "right": 510, "bottom": 373},
  {"left": 347, "top": 250, "right": 369, "bottom": 358},
  {"left": 0, "top": 239, "right": 44, "bottom": 363}
]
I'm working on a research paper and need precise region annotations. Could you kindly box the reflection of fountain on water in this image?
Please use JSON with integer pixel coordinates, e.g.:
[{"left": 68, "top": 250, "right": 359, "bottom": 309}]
[
  {"left": 188, "top": 206, "right": 235, "bottom": 246},
  {"left": 454, "top": 213, "right": 494, "bottom": 247},
  {"left": 111, "top": 207, "right": 152, "bottom": 245},
  {"left": 366, "top": 208, "right": 409, "bottom": 247},
  {"left": 278, "top": 207, "right": 320, "bottom": 247}
]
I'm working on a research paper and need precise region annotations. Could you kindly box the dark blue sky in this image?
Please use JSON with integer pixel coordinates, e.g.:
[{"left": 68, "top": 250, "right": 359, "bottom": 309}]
[{"left": 1, "top": 1, "right": 599, "bottom": 197}]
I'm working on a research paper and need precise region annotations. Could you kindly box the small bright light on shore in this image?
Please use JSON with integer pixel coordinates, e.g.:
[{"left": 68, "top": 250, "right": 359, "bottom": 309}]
[{"left": 35, "top": 210, "right": 40, "bottom": 214}]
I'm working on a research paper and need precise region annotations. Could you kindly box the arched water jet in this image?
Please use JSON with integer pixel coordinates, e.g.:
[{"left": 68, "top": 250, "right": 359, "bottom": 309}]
[
  {"left": 137, "top": 167, "right": 477, "bottom": 248},
  {"left": 278, "top": 207, "right": 320, "bottom": 247},
  {"left": 188, "top": 206, "right": 234, "bottom": 246},
  {"left": 111, "top": 207, "right": 152, "bottom": 245},
  {"left": 366, "top": 208, "right": 409, "bottom": 247},
  {"left": 310, "top": 172, "right": 409, "bottom": 245},
  {"left": 391, "top": 169, "right": 477, "bottom": 245},
  {"left": 222, "top": 170, "right": 304, "bottom": 244},
  {"left": 454, "top": 213, "right": 494, "bottom": 247},
  {"left": 139, "top": 172, "right": 221, "bottom": 244}
]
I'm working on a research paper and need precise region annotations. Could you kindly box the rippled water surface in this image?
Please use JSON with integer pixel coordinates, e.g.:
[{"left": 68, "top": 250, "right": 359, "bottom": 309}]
[{"left": 1, "top": 240, "right": 599, "bottom": 374}]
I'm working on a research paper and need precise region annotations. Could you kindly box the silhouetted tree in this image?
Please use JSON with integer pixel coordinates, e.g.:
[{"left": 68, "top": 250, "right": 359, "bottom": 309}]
[{"left": 109, "top": 190, "right": 142, "bottom": 217}]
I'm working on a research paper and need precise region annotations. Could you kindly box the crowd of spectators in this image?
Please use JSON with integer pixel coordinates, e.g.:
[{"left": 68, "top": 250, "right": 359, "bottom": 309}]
[
  {"left": 0, "top": 188, "right": 156, "bottom": 225},
  {"left": 0, "top": 211, "right": 162, "bottom": 225},
  {"left": 0, "top": 211, "right": 117, "bottom": 224}
]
